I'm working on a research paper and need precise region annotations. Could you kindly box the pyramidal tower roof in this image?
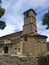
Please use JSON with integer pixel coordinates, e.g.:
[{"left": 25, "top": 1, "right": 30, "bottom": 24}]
[{"left": 23, "top": 9, "right": 36, "bottom": 15}]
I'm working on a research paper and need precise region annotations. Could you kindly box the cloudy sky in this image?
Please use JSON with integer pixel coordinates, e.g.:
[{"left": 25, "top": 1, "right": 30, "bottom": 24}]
[{"left": 0, "top": 0, "right": 49, "bottom": 41}]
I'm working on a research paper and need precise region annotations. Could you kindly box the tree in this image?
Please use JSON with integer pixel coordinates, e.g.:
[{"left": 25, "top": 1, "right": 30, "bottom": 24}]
[
  {"left": 0, "top": 0, "right": 2, "bottom": 4},
  {"left": 42, "top": 10, "right": 49, "bottom": 29},
  {"left": 0, "top": 0, "right": 6, "bottom": 30}
]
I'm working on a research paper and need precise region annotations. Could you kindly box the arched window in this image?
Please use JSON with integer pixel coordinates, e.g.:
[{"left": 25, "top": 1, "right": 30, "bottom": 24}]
[
  {"left": 24, "top": 37, "right": 27, "bottom": 41},
  {"left": 26, "top": 12, "right": 29, "bottom": 18},
  {"left": 24, "top": 35, "right": 28, "bottom": 41},
  {"left": 3, "top": 46, "right": 8, "bottom": 53}
]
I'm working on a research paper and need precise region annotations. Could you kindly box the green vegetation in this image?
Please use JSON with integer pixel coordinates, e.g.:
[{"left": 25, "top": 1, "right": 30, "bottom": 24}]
[
  {"left": 37, "top": 55, "right": 47, "bottom": 65},
  {"left": 0, "top": 6, "right": 5, "bottom": 18},
  {"left": 42, "top": 10, "right": 49, "bottom": 29},
  {"left": 0, "top": 0, "right": 6, "bottom": 30},
  {"left": 0, "top": 0, "right": 2, "bottom": 4},
  {"left": 0, "top": 21, "right": 6, "bottom": 29},
  {"left": 47, "top": 42, "right": 49, "bottom": 51}
]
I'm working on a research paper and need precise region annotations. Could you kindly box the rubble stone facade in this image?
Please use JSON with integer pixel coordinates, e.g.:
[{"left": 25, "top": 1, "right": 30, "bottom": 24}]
[{"left": 0, "top": 9, "right": 48, "bottom": 58}]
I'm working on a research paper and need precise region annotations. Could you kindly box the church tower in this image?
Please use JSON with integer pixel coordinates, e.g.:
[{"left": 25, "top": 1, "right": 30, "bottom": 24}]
[{"left": 23, "top": 9, "right": 37, "bottom": 34}]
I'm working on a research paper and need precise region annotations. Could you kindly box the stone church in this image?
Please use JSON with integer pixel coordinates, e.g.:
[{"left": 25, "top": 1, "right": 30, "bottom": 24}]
[{"left": 0, "top": 9, "right": 48, "bottom": 57}]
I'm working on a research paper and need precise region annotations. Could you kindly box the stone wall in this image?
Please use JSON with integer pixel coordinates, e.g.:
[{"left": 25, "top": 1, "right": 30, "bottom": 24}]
[
  {"left": 22, "top": 35, "right": 48, "bottom": 57},
  {"left": 0, "top": 55, "right": 38, "bottom": 65}
]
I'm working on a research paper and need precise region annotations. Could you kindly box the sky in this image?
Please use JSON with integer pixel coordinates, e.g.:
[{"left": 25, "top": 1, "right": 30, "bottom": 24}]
[{"left": 0, "top": 0, "right": 49, "bottom": 41}]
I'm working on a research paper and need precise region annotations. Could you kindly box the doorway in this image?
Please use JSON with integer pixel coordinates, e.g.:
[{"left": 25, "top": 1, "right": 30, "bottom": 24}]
[{"left": 3, "top": 46, "right": 8, "bottom": 53}]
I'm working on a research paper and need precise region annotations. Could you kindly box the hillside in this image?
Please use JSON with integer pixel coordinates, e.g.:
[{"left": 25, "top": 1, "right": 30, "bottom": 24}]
[{"left": 47, "top": 42, "right": 49, "bottom": 51}]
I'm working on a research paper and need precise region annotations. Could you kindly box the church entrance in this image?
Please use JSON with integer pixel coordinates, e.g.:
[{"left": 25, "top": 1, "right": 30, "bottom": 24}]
[{"left": 3, "top": 46, "right": 8, "bottom": 53}]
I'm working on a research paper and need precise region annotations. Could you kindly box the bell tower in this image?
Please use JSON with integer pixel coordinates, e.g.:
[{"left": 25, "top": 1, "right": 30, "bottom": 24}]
[{"left": 23, "top": 9, "right": 37, "bottom": 34}]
